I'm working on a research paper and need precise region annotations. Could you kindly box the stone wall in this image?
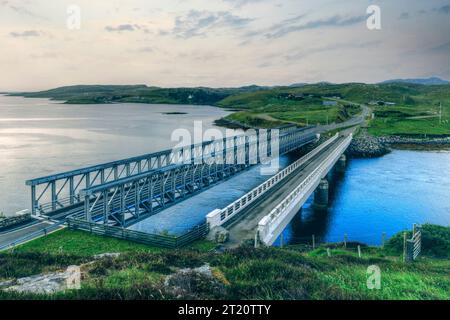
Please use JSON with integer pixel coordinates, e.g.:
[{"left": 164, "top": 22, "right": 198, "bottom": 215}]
[
  {"left": 0, "top": 213, "right": 32, "bottom": 230},
  {"left": 348, "top": 131, "right": 450, "bottom": 158}
]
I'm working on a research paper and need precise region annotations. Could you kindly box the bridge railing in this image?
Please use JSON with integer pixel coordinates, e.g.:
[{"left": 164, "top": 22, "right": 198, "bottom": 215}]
[
  {"left": 206, "top": 134, "right": 337, "bottom": 228},
  {"left": 257, "top": 134, "right": 353, "bottom": 245}
]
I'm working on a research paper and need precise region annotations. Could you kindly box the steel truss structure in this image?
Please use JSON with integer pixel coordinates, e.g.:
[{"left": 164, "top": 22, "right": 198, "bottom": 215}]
[{"left": 27, "top": 125, "right": 317, "bottom": 224}]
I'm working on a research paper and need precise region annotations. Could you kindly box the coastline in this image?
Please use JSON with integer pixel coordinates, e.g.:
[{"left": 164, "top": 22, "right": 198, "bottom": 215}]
[{"left": 348, "top": 131, "right": 450, "bottom": 158}]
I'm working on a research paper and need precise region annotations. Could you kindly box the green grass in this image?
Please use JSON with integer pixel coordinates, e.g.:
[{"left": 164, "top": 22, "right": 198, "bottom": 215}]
[
  {"left": 14, "top": 229, "right": 215, "bottom": 256},
  {"left": 217, "top": 82, "right": 450, "bottom": 134},
  {"left": 0, "top": 225, "right": 449, "bottom": 300},
  {"left": 368, "top": 112, "right": 450, "bottom": 136},
  {"left": 14, "top": 229, "right": 164, "bottom": 256}
]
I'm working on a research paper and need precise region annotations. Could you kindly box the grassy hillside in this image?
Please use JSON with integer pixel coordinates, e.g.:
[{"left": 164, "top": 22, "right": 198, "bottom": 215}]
[
  {"left": 10, "top": 85, "right": 267, "bottom": 106},
  {"left": 217, "top": 83, "right": 450, "bottom": 134},
  {"left": 11, "top": 83, "right": 450, "bottom": 135},
  {"left": 0, "top": 225, "right": 448, "bottom": 300}
]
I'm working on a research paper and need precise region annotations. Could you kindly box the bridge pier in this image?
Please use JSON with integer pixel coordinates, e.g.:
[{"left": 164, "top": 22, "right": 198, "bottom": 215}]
[
  {"left": 336, "top": 154, "right": 347, "bottom": 173},
  {"left": 314, "top": 179, "right": 329, "bottom": 209}
]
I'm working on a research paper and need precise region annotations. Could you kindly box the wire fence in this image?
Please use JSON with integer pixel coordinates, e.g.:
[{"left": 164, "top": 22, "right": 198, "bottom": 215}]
[
  {"left": 66, "top": 218, "right": 209, "bottom": 248},
  {"left": 273, "top": 232, "right": 390, "bottom": 256}
]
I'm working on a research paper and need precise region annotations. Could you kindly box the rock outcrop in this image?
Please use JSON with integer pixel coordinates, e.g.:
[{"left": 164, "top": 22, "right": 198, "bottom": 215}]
[{"left": 348, "top": 132, "right": 390, "bottom": 158}]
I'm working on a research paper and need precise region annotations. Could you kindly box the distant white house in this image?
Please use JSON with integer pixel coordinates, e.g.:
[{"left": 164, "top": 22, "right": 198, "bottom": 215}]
[
  {"left": 368, "top": 100, "right": 396, "bottom": 106},
  {"left": 323, "top": 100, "right": 337, "bottom": 106}
]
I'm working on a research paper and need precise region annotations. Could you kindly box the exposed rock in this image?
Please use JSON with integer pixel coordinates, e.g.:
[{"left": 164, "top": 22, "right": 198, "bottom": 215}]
[
  {"left": 207, "top": 226, "right": 229, "bottom": 244},
  {"left": 93, "top": 252, "right": 121, "bottom": 260},
  {"left": 379, "top": 135, "right": 450, "bottom": 146},
  {"left": 348, "top": 131, "right": 390, "bottom": 158},
  {"left": 164, "top": 264, "right": 225, "bottom": 299},
  {"left": 0, "top": 212, "right": 32, "bottom": 231},
  {"left": 348, "top": 131, "right": 450, "bottom": 158},
  {"left": 0, "top": 266, "right": 81, "bottom": 294}
]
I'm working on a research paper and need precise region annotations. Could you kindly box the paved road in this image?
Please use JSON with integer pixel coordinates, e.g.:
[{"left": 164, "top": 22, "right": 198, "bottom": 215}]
[
  {"left": 224, "top": 135, "right": 348, "bottom": 248},
  {"left": 314, "top": 103, "right": 370, "bottom": 133},
  {"left": 0, "top": 219, "right": 65, "bottom": 250},
  {"left": 0, "top": 221, "right": 52, "bottom": 248}
]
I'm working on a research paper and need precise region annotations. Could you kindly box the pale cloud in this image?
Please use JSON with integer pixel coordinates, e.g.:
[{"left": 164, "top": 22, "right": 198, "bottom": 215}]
[
  {"left": 264, "top": 14, "right": 368, "bottom": 39},
  {"left": 436, "top": 5, "right": 450, "bottom": 14},
  {"left": 105, "top": 24, "right": 137, "bottom": 32},
  {"left": 223, "top": 0, "right": 269, "bottom": 8},
  {"left": 10, "top": 30, "right": 42, "bottom": 37},
  {"left": 161, "top": 10, "right": 253, "bottom": 39}
]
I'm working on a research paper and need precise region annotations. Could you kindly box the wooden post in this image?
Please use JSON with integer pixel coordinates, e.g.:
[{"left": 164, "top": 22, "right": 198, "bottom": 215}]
[
  {"left": 344, "top": 234, "right": 348, "bottom": 248},
  {"left": 327, "top": 248, "right": 331, "bottom": 257},
  {"left": 312, "top": 234, "right": 316, "bottom": 249},
  {"left": 403, "top": 232, "right": 407, "bottom": 262},
  {"left": 357, "top": 245, "right": 361, "bottom": 258},
  {"left": 280, "top": 232, "right": 284, "bottom": 248}
]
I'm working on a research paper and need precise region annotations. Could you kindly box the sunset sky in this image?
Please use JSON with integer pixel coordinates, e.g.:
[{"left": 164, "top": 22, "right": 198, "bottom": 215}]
[{"left": 1, "top": 0, "right": 449, "bottom": 91}]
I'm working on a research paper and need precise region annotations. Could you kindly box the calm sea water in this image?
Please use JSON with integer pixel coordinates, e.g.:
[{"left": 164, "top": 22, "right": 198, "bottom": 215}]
[
  {"left": 276, "top": 150, "right": 450, "bottom": 246},
  {"left": 0, "top": 95, "right": 230, "bottom": 216}
]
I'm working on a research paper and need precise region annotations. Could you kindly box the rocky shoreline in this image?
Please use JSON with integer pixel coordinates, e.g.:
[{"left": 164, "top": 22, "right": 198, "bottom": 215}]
[{"left": 348, "top": 131, "right": 450, "bottom": 158}]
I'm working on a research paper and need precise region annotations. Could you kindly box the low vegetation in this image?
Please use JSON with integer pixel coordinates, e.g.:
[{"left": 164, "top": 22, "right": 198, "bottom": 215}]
[
  {"left": 0, "top": 225, "right": 448, "bottom": 300},
  {"left": 11, "top": 82, "right": 450, "bottom": 136}
]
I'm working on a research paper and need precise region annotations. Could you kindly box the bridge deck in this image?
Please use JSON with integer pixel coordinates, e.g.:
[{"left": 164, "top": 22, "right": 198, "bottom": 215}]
[{"left": 224, "top": 135, "right": 347, "bottom": 247}]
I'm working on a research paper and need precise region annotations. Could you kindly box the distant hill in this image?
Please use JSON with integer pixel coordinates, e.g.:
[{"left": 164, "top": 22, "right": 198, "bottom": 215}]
[
  {"left": 380, "top": 77, "right": 450, "bottom": 85},
  {"left": 9, "top": 84, "right": 269, "bottom": 105}
]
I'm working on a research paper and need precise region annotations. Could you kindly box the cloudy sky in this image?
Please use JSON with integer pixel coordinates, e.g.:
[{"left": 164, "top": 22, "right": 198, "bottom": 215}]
[{"left": 1, "top": 0, "right": 450, "bottom": 91}]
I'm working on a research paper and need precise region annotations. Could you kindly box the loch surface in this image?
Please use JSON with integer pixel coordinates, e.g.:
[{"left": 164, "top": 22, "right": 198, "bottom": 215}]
[
  {"left": 0, "top": 95, "right": 230, "bottom": 216},
  {"left": 277, "top": 149, "right": 450, "bottom": 246}
]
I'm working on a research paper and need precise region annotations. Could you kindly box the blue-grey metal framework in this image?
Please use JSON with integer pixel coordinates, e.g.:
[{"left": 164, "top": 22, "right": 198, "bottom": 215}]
[
  {"left": 26, "top": 125, "right": 317, "bottom": 224},
  {"left": 74, "top": 128, "right": 318, "bottom": 227}
]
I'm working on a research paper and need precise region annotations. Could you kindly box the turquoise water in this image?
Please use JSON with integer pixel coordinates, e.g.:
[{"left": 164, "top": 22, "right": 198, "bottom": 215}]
[{"left": 277, "top": 149, "right": 450, "bottom": 246}]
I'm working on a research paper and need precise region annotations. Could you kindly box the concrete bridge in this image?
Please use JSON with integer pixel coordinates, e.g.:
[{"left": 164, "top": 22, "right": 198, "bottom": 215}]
[{"left": 206, "top": 132, "right": 352, "bottom": 247}]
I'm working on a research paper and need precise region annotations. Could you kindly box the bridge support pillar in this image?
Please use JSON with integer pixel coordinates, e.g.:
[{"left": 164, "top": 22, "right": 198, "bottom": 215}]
[
  {"left": 314, "top": 179, "right": 329, "bottom": 209},
  {"left": 336, "top": 154, "right": 347, "bottom": 173}
]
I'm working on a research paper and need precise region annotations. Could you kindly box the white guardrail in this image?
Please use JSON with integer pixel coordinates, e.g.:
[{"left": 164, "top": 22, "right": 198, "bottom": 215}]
[
  {"left": 206, "top": 133, "right": 338, "bottom": 229},
  {"left": 257, "top": 134, "right": 353, "bottom": 245}
]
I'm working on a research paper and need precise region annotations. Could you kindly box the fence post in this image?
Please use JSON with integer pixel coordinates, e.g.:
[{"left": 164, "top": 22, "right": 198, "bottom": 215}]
[
  {"left": 254, "top": 231, "right": 259, "bottom": 248},
  {"left": 357, "top": 245, "right": 361, "bottom": 258},
  {"left": 344, "top": 234, "right": 347, "bottom": 248},
  {"left": 312, "top": 234, "right": 316, "bottom": 249},
  {"left": 403, "top": 232, "right": 407, "bottom": 263},
  {"left": 327, "top": 248, "right": 331, "bottom": 257},
  {"left": 280, "top": 232, "right": 284, "bottom": 248}
]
